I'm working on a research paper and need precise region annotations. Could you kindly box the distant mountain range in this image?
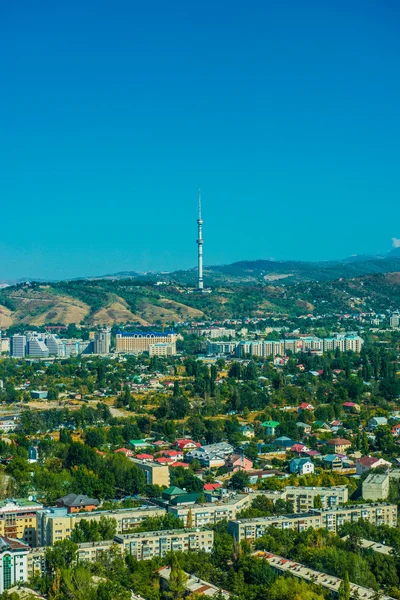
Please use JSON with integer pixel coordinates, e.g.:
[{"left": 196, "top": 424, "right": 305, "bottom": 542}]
[
  {"left": 2, "top": 248, "right": 400, "bottom": 288},
  {"left": 1, "top": 248, "right": 400, "bottom": 327}
]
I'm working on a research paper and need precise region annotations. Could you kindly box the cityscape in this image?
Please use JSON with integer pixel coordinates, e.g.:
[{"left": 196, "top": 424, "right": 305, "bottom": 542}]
[{"left": 1, "top": 2, "right": 400, "bottom": 600}]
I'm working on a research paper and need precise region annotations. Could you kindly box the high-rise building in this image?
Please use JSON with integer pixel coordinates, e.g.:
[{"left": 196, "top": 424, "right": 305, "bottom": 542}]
[
  {"left": 93, "top": 328, "right": 111, "bottom": 354},
  {"left": 10, "top": 335, "right": 27, "bottom": 358},
  {"left": 26, "top": 334, "right": 49, "bottom": 358},
  {"left": 197, "top": 189, "right": 204, "bottom": 291},
  {"left": 115, "top": 332, "right": 177, "bottom": 354},
  {"left": 45, "top": 334, "right": 64, "bottom": 357}
]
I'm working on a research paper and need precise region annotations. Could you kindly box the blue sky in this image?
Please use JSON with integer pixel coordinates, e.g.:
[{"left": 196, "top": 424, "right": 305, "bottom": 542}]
[{"left": 1, "top": 0, "right": 400, "bottom": 279}]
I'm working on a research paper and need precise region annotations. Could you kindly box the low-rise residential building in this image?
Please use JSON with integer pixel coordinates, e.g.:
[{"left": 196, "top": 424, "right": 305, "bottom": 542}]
[
  {"left": 56, "top": 494, "right": 100, "bottom": 514},
  {"left": 159, "top": 565, "right": 230, "bottom": 599},
  {"left": 322, "top": 454, "right": 343, "bottom": 470},
  {"left": 115, "top": 528, "right": 214, "bottom": 559},
  {"left": 38, "top": 505, "right": 166, "bottom": 546},
  {"left": 362, "top": 472, "right": 390, "bottom": 501},
  {"left": 368, "top": 417, "right": 388, "bottom": 430},
  {"left": 356, "top": 456, "right": 391, "bottom": 476},
  {"left": 284, "top": 486, "right": 348, "bottom": 512},
  {"left": 289, "top": 458, "right": 314, "bottom": 475},
  {"left": 256, "top": 552, "right": 393, "bottom": 600},
  {"left": 225, "top": 454, "right": 253, "bottom": 472},
  {"left": 228, "top": 503, "right": 398, "bottom": 542},
  {"left": 130, "top": 458, "right": 170, "bottom": 487},
  {"left": 0, "top": 499, "right": 44, "bottom": 547},
  {"left": 167, "top": 494, "right": 252, "bottom": 527},
  {"left": 261, "top": 421, "right": 280, "bottom": 436},
  {"left": 325, "top": 438, "right": 352, "bottom": 454}
]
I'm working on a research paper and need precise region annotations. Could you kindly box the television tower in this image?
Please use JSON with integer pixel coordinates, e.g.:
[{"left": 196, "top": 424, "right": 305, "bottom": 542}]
[{"left": 197, "top": 188, "right": 204, "bottom": 291}]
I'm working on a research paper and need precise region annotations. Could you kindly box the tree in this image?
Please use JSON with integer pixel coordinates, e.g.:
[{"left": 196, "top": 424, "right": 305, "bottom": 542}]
[
  {"left": 45, "top": 539, "right": 78, "bottom": 572},
  {"left": 230, "top": 470, "right": 250, "bottom": 490},
  {"left": 338, "top": 571, "right": 350, "bottom": 600},
  {"left": 166, "top": 555, "right": 188, "bottom": 600},
  {"left": 313, "top": 494, "right": 323, "bottom": 509}
]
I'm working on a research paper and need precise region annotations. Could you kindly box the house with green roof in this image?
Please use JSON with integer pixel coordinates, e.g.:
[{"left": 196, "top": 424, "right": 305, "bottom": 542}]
[
  {"left": 261, "top": 420, "right": 280, "bottom": 436},
  {"left": 129, "top": 439, "right": 149, "bottom": 449}
]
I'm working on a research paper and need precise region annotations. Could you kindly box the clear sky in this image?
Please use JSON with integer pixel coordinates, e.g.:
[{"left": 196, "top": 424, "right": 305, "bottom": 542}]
[{"left": 1, "top": 0, "right": 400, "bottom": 279}]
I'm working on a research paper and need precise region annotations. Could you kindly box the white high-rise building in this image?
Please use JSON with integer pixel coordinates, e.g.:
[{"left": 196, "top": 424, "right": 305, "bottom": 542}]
[
  {"left": 45, "top": 334, "right": 64, "bottom": 357},
  {"left": 26, "top": 334, "right": 49, "bottom": 358},
  {"left": 10, "top": 335, "right": 27, "bottom": 358}
]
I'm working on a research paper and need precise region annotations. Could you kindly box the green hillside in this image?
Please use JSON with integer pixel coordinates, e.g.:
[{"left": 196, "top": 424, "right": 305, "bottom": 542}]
[{"left": 0, "top": 272, "right": 400, "bottom": 327}]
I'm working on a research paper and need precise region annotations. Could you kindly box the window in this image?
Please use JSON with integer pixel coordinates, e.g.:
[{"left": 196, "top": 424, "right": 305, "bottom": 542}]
[{"left": 3, "top": 555, "right": 12, "bottom": 590}]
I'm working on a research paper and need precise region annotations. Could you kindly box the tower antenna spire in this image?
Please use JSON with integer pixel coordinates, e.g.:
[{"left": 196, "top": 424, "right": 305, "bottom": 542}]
[
  {"left": 196, "top": 188, "right": 204, "bottom": 291},
  {"left": 198, "top": 188, "right": 202, "bottom": 220}
]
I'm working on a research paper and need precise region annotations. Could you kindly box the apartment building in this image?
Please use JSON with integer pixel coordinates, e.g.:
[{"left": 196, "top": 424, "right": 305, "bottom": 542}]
[
  {"left": 93, "top": 328, "right": 111, "bottom": 354},
  {"left": 168, "top": 494, "right": 252, "bottom": 526},
  {"left": 0, "top": 536, "right": 30, "bottom": 593},
  {"left": 207, "top": 340, "right": 237, "bottom": 355},
  {"left": 233, "top": 335, "right": 363, "bottom": 359},
  {"left": 130, "top": 458, "right": 170, "bottom": 486},
  {"left": 228, "top": 503, "right": 397, "bottom": 542},
  {"left": 26, "top": 334, "right": 49, "bottom": 358},
  {"left": 284, "top": 486, "right": 348, "bottom": 512},
  {"left": 10, "top": 335, "right": 27, "bottom": 358},
  {"left": 38, "top": 505, "right": 166, "bottom": 546},
  {"left": 45, "top": 334, "right": 64, "bottom": 356},
  {"left": 149, "top": 343, "right": 175, "bottom": 356},
  {"left": 0, "top": 499, "right": 44, "bottom": 547},
  {"left": 115, "top": 528, "right": 214, "bottom": 559},
  {"left": 116, "top": 332, "right": 177, "bottom": 354}
]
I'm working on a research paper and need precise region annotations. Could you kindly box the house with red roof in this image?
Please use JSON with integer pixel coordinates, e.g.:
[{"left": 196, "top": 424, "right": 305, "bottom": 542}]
[
  {"left": 343, "top": 402, "right": 360, "bottom": 413},
  {"left": 114, "top": 447, "right": 134, "bottom": 457},
  {"left": 136, "top": 453, "right": 154, "bottom": 461},
  {"left": 174, "top": 439, "right": 201, "bottom": 450},
  {"left": 356, "top": 456, "right": 391, "bottom": 476},
  {"left": 291, "top": 443, "right": 307, "bottom": 454},
  {"left": 392, "top": 424, "right": 400, "bottom": 437},
  {"left": 225, "top": 454, "right": 253, "bottom": 472},
  {"left": 162, "top": 450, "right": 184, "bottom": 462},
  {"left": 298, "top": 403, "right": 314, "bottom": 411},
  {"left": 204, "top": 483, "right": 222, "bottom": 492},
  {"left": 155, "top": 457, "right": 174, "bottom": 465},
  {"left": 170, "top": 461, "right": 190, "bottom": 469}
]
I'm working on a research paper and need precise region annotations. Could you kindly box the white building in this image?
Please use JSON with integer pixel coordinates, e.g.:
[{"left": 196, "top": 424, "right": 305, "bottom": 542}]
[
  {"left": 0, "top": 536, "right": 29, "bottom": 593},
  {"left": 10, "top": 335, "right": 27, "bottom": 358}
]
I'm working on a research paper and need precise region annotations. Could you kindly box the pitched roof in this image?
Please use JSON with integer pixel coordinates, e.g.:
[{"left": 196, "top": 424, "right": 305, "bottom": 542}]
[
  {"left": 326, "top": 438, "right": 351, "bottom": 446},
  {"left": 57, "top": 494, "right": 99, "bottom": 507}
]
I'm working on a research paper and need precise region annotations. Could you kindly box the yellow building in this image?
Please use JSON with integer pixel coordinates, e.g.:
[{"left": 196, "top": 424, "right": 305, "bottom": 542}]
[
  {"left": 116, "top": 332, "right": 177, "bottom": 354},
  {"left": 0, "top": 499, "right": 44, "bottom": 547},
  {"left": 130, "top": 458, "right": 170, "bottom": 487},
  {"left": 40, "top": 505, "right": 166, "bottom": 546}
]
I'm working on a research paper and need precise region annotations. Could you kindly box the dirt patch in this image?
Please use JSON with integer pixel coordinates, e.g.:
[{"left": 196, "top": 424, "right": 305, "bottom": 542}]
[{"left": 90, "top": 299, "right": 150, "bottom": 326}]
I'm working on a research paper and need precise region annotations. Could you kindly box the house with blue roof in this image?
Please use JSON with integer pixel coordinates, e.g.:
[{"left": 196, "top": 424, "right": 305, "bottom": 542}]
[{"left": 289, "top": 457, "right": 314, "bottom": 475}]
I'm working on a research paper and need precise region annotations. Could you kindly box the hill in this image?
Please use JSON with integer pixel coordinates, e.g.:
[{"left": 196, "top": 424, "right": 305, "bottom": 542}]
[{"left": 1, "top": 272, "right": 400, "bottom": 327}]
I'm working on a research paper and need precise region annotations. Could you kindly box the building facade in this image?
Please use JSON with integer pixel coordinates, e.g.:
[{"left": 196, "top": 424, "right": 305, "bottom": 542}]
[
  {"left": 116, "top": 332, "right": 177, "bottom": 354},
  {"left": 115, "top": 528, "right": 214, "bottom": 559},
  {"left": 38, "top": 505, "right": 166, "bottom": 546},
  {"left": 0, "top": 536, "right": 29, "bottom": 593},
  {"left": 228, "top": 503, "right": 397, "bottom": 542},
  {"left": 93, "top": 328, "right": 111, "bottom": 354}
]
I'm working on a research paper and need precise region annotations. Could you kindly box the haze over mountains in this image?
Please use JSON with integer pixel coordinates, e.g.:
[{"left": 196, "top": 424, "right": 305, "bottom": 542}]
[{"left": 2, "top": 247, "right": 400, "bottom": 287}]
